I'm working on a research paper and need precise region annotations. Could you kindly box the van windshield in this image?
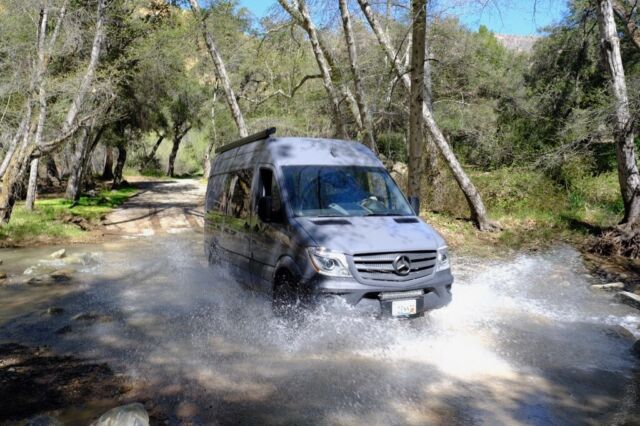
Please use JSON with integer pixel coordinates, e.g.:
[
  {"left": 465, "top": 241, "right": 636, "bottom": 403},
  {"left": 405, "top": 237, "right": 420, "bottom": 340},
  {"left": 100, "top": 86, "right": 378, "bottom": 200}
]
[{"left": 282, "top": 166, "right": 414, "bottom": 217}]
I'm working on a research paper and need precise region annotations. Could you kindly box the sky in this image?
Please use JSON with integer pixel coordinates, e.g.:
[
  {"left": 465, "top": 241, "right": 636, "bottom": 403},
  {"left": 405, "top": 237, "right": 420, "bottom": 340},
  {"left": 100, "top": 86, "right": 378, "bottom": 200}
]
[{"left": 237, "top": 0, "right": 569, "bottom": 36}]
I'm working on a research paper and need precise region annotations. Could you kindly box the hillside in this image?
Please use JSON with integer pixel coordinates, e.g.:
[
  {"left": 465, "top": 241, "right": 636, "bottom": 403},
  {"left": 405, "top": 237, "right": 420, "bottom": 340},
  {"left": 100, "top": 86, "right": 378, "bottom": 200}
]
[{"left": 495, "top": 34, "right": 539, "bottom": 53}]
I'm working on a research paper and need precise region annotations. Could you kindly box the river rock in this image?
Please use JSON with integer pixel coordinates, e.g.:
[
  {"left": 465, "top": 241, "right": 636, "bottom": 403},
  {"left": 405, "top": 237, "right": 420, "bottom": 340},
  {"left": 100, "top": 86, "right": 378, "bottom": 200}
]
[
  {"left": 63, "top": 252, "right": 99, "bottom": 266},
  {"left": 25, "top": 268, "right": 75, "bottom": 286},
  {"left": 50, "top": 268, "right": 75, "bottom": 282},
  {"left": 617, "top": 291, "right": 640, "bottom": 310},
  {"left": 605, "top": 325, "right": 636, "bottom": 342},
  {"left": 25, "top": 275, "right": 53, "bottom": 286},
  {"left": 91, "top": 403, "right": 149, "bottom": 426},
  {"left": 72, "top": 312, "right": 112, "bottom": 324},
  {"left": 49, "top": 249, "right": 66, "bottom": 259},
  {"left": 591, "top": 282, "right": 625, "bottom": 291},
  {"left": 45, "top": 307, "right": 64, "bottom": 316},
  {"left": 23, "top": 264, "right": 56, "bottom": 276}
]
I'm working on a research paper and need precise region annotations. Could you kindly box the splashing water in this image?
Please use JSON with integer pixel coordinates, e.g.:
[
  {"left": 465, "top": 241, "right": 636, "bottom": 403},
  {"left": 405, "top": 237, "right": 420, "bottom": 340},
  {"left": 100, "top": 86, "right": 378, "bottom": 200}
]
[{"left": 1, "top": 233, "right": 639, "bottom": 425}]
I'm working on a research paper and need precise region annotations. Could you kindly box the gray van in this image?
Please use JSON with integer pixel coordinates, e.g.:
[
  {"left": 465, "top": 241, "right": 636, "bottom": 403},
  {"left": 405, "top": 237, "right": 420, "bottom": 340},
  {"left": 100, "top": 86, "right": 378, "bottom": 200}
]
[{"left": 205, "top": 128, "right": 453, "bottom": 317}]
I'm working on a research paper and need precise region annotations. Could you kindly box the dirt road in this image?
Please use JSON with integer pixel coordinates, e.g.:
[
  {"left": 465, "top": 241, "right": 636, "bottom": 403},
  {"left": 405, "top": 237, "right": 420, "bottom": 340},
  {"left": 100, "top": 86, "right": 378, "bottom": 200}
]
[{"left": 103, "top": 178, "right": 205, "bottom": 237}]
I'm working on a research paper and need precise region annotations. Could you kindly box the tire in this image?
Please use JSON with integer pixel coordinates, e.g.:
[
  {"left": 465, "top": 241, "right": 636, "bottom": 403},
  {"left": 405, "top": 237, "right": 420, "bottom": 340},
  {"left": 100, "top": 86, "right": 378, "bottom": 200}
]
[{"left": 272, "top": 269, "right": 301, "bottom": 318}]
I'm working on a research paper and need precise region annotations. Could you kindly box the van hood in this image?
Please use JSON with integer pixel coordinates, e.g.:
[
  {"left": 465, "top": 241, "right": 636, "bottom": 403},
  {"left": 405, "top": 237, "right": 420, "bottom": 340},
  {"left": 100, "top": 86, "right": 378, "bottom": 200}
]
[{"left": 294, "top": 216, "right": 445, "bottom": 255}]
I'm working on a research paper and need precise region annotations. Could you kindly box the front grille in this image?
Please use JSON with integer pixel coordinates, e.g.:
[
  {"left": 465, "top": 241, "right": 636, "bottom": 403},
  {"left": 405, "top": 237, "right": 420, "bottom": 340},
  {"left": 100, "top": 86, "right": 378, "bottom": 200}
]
[{"left": 352, "top": 250, "right": 437, "bottom": 282}]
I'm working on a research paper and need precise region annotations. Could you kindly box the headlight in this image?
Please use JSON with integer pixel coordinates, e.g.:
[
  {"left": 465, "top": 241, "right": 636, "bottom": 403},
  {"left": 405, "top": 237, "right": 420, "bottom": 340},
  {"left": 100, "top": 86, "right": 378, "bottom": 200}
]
[
  {"left": 436, "top": 247, "right": 450, "bottom": 271},
  {"left": 308, "top": 247, "right": 352, "bottom": 277}
]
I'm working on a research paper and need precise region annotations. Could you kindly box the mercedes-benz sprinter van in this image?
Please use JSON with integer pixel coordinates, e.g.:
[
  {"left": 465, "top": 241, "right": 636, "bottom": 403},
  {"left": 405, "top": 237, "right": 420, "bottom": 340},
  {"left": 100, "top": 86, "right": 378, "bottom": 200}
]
[{"left": 205, "top": 128, "right": 453, "bottom": 317}]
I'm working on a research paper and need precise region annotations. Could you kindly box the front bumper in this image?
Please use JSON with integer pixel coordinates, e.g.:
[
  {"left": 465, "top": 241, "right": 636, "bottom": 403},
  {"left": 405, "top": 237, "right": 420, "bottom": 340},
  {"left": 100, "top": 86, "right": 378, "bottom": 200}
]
[{"left": 306, "top": 269, "right": 453, "bottom": 313}]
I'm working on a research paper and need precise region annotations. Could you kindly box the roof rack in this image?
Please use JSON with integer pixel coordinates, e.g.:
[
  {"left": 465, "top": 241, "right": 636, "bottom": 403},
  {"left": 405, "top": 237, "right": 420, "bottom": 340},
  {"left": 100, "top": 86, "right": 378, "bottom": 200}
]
[{"left": 215, "top": 127, "right": 276, "bottom": 154}]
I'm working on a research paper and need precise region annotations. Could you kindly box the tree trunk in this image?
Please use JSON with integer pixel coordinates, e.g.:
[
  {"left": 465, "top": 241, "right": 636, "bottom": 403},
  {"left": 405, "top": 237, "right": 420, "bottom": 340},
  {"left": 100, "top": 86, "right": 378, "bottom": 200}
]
[
  {"left": 204, "top": 97, "right": 219, "bottom": 179},
  {"left": 112, "top": 145, "right": 127, "bottom": 189},
  {"left": 203, "top": 141, "right": 214, "bottom": 179},
  {"left": 146, "top": 134, "right": 164, "bottom": 163},
  {"left": 357, "top": 0, "right": 498, "bottom": 231},
  {"left": 25, "top": 159, "right": 39, "bottom": 211},
  {"left": 0, "top": 135, "right": 34, "bottom": 224},
  {"left": 421, "top": 14, "right": 443, "bottom": 210},
  {"left": 102, "top": 146, "right": 114, "bottom": 180},
  {"left": 25, "top": 14, "right": 51, "bottom": 212},
  {"left": 45, "top": 155, "right": 60, "bottom": 185},
  {"left": 338, "top": 0, "right": 377, "bottom": 152},
  {"left": 0, "top": 139, "right": 17, "bottom": 179},
  {"left": 65, "top": 127, "right": 92, "bottom": 201},
  {"left": 278, "top": 0, "right": 347, "bottom": 139},
  {"left": 189, "top": 0, "right": 248, "bottom": 138},
  {"left": 166, "top": 125, "right": 191, "bottom": 177},
  {"left": 612, "top": 0, "right": 640, "bottom": 51},
  {"left": 0, "top": 95, "right": 34, "bottom": 224},
  {"left": 65, "top": 123, "right": 104, "bottom": 201},
  {"left": 597, "top": 0, "right": 640, "bottom": 225},
  {"left": 408, "top": 0, "right": 426, "bottom": 210},
  {"left": 167, "top": 137, "right": 180, "bottom": 177}
]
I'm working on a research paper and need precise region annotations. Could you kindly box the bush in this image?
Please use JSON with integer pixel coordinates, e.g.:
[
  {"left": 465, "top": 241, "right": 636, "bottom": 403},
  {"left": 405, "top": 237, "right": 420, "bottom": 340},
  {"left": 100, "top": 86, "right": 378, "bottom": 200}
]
[{"left": 377, "top": 132, "right": 407, "bottom": 163}]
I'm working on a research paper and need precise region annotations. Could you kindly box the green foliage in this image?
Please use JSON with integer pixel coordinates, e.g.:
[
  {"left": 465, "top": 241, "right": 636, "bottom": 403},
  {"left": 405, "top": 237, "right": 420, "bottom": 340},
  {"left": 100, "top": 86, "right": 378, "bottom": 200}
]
[
  {"left": 0, "top": 187, "right": 136, "bottom": 246},
  {"left": 424, "top": 165, "right": 622, "bottom": 253},
  {"left": 377, "top": 132, "right": 407, "bottom": 162}
]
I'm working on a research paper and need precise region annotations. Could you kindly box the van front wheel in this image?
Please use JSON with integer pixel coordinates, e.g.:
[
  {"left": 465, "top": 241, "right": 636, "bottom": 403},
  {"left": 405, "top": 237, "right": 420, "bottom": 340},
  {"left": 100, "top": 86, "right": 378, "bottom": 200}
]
[{"left": 272, "top": 269, "right": 300, "bottom": 317}]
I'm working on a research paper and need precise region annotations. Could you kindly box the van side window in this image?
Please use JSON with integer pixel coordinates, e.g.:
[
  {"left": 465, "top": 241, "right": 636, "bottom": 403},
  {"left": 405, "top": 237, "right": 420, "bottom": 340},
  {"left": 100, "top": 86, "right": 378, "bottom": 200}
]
[
  {"left": 227, "top": 169, "right": 253, "bottom": 220},
  {"left": 258, "top": 168, "right": 283, "bottom": 221},
  {"left": 207, "top": 174, "right": 229, "bottom": 213}
]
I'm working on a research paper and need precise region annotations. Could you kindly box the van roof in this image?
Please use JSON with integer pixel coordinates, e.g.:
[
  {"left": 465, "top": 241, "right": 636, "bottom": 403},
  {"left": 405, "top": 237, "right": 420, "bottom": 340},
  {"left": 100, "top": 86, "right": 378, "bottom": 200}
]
[{"left": 212, "top": 136, "right": 383, "bottom": 175}]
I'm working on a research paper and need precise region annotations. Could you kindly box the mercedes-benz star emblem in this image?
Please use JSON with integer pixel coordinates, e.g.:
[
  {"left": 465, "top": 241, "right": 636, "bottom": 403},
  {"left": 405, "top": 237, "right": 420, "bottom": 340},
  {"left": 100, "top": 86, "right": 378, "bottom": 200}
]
[{"left": 393, "top": 255, "right": 412, "bottom": 276}]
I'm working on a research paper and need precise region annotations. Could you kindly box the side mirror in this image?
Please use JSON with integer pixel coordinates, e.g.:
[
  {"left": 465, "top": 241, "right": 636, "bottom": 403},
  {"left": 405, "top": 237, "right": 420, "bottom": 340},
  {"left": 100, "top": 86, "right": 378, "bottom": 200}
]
[{"left": 258, "top": 196, "right": 273, "bottom": 223}]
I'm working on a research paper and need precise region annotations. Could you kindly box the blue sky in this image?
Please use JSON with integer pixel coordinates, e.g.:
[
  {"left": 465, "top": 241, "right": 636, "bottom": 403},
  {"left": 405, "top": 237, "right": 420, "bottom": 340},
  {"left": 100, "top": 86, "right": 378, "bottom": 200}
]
[{"left": 237, "top": 0, "right": 569, "bottom": 36}]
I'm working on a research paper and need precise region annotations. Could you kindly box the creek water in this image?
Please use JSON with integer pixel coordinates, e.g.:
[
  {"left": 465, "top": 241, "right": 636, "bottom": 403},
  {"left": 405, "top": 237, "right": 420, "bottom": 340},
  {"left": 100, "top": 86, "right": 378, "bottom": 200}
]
[{"left": 1, "top": 232, "right": 639, "bottom": 425}]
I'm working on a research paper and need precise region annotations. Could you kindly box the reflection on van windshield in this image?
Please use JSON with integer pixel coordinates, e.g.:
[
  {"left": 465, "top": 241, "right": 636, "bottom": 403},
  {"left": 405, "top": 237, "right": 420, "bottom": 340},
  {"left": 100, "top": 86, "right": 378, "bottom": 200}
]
[{"left": 282, "top": 166, "right": 414, "bottom": 217}]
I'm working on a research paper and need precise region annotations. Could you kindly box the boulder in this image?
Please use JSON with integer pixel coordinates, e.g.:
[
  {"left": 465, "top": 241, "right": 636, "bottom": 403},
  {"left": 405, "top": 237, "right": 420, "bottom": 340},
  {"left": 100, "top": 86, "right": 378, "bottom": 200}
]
[
  {"left": 591, "top": 282, "right": 625, "bottom": 291},
  {"left": 49, "top": 249, "right": 67, "bottom": 259},
  {"left": 0, "top": 272, "right": 7, "bottom": 280},
  {"left": 91, "top": 403, "right": 149, "bottom": 426}
]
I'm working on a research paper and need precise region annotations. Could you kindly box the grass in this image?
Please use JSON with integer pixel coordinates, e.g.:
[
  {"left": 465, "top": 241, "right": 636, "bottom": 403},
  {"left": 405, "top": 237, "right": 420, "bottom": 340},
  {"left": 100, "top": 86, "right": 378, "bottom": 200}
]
[
  {"left": 0, "top": 186, "right": 137, "bottom": 247},
  {"left": 420, "top": 167, "right": 622, "bottom": 256}
]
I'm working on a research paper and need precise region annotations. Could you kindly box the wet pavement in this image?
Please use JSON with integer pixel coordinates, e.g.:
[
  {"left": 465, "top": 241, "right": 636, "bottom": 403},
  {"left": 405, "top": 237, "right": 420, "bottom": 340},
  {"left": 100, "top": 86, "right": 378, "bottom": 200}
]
[{"left": 0, "top": 232, "right": 639, "bottom": 425}]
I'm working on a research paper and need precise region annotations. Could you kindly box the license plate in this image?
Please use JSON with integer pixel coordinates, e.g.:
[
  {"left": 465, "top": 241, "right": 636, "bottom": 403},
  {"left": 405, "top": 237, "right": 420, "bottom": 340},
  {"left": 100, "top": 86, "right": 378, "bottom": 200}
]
[{"left": 392, "top": 299, "right": 417, "bottom": 316}]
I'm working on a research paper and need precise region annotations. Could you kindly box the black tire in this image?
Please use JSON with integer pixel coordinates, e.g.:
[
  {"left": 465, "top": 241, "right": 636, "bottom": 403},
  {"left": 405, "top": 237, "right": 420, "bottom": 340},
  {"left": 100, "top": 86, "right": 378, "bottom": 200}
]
[{"left": 272, "top": 269, "right": 301, "bottom": 318}]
